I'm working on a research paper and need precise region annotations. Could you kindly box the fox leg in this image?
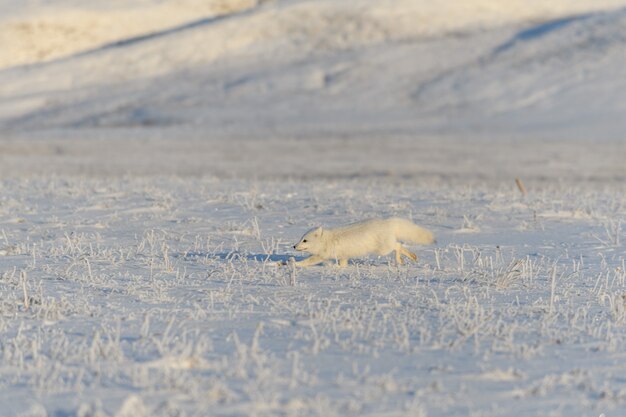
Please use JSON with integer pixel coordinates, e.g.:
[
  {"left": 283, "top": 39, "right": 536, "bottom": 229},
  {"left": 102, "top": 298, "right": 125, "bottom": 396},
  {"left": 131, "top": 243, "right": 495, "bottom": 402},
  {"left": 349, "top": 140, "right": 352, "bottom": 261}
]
[
  {"left": 394, "top": 245, "right": 404, "bottom": 265},
  {"left": 294, "top": 255, "right": 325, "bottom": 267},
  {"left": 401, "top": 247, "right": 418, "bottom": 262},
  {"left": 395, "top": 244, "right": 417, "bottom": 265},
  {"left": 338, "top": 258, "right": 349, "bottom": 268}
]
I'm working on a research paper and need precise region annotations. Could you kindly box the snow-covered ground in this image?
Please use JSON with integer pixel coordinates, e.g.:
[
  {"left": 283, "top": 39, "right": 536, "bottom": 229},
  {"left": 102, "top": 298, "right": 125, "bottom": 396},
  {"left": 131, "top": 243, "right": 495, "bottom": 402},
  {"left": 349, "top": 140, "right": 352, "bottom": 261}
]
[
  {"left": 1, "top": 1, "right": 625, "bottom": 416},
  {"left": 2, "top": 0, "right": 626, "bottom": 139},
  {"left": 1, "top": 177, "right": 625, "bottom": 417}
]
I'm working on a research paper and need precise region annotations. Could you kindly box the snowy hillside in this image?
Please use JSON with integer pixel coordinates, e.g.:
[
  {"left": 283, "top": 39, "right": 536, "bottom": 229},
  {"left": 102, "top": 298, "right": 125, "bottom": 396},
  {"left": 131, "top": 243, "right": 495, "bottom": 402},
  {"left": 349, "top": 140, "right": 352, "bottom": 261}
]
[{"left": 2, "top": 0, "right": 626, "bottom": 143}]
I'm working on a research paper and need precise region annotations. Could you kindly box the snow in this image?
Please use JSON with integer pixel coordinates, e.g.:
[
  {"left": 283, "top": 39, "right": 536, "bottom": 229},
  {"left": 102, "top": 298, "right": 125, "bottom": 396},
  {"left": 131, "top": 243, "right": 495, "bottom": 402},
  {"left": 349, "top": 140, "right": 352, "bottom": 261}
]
[
  {"left": 0, "top": 177, "right": 624, "bottom": 416},
  {"left": 0, "top": 0, "right": 625, "bottom": 416},
  {"left": 2, "top": 0, "right": 626, "bottom": 138}
]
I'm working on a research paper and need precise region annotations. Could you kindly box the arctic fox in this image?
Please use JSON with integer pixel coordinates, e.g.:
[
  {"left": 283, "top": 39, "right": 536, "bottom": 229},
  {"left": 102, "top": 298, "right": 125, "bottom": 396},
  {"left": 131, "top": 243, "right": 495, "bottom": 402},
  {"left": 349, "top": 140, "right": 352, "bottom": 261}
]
[{"left": 291, "top": 218, "right": 435, "bottom": 267}]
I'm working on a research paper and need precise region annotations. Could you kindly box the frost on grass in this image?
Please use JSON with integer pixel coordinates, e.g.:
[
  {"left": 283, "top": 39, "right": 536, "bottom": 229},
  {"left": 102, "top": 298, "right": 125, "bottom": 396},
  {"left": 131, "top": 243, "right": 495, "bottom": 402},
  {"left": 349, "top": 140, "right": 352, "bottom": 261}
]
[{"left": 0, "top": 177, "right": 624, "bottom": 417}]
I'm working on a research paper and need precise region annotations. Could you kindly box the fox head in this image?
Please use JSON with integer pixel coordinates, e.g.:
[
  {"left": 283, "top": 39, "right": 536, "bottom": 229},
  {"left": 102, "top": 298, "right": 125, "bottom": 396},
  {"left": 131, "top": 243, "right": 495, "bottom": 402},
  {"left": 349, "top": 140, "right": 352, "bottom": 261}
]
[{"left": 294, "top": 227, "right": 324, "bottom": 254}]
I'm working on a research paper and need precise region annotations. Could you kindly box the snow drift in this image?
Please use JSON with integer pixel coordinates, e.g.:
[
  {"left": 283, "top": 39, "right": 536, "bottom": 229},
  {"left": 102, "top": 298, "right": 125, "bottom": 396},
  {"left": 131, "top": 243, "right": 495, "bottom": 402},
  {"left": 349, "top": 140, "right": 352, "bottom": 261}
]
[{"left": 1, "top": 0, "right": 626, "bottom": 140}]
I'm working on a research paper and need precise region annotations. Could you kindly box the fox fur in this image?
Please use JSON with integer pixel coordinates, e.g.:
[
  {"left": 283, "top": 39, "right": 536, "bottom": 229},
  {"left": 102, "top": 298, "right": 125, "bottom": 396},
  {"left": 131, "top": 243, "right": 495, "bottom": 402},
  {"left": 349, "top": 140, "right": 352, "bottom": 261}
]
[{"left": 292, "top": 217, "right": 435, "bottom": 267}]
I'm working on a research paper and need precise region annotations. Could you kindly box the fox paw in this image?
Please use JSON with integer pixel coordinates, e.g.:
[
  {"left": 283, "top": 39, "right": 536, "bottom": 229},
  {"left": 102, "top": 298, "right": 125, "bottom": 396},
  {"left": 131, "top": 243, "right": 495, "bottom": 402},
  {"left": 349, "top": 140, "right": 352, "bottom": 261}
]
[{"left": 273, "top": 257, "right": 296, "bottom": 267}]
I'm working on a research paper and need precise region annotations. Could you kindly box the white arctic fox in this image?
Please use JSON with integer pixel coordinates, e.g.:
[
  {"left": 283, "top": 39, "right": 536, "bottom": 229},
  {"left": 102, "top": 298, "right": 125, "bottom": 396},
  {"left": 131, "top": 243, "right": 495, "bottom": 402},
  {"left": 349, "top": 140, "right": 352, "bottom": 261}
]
[{"left": 292, "top": 218, "right": 435, "bottom": 267}]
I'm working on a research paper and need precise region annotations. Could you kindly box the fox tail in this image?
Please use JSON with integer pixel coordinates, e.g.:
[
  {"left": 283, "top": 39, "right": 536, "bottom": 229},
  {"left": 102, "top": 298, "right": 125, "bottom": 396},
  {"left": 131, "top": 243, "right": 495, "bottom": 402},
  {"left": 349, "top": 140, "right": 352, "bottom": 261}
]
[{"left": 392, "top": 218, "right": 435, "bottom": 245}]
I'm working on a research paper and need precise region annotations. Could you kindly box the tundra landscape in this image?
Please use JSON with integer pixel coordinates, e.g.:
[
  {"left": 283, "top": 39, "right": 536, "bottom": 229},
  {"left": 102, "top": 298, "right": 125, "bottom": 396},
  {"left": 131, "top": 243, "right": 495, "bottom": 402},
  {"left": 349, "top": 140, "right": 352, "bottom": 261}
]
[{"left": 0, "top": 1, "right": 625, "bottom": 416}]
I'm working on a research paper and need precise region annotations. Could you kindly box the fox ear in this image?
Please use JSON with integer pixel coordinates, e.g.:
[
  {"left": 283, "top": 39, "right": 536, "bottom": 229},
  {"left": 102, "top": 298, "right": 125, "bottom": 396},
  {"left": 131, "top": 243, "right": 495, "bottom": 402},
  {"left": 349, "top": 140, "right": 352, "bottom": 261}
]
[{"left": 315, "top": 226, "right": 323, "bottom": 236}]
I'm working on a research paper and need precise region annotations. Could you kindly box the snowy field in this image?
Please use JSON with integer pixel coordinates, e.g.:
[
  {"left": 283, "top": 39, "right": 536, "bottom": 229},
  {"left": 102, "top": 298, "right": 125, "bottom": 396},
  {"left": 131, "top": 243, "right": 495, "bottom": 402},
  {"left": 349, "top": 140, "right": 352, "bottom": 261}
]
[
  {"left": 1, "top": 1, "right": 626, "bottom": 416},
  {"left": 0, "top": 175, "right": 625, "bottom": 417}
]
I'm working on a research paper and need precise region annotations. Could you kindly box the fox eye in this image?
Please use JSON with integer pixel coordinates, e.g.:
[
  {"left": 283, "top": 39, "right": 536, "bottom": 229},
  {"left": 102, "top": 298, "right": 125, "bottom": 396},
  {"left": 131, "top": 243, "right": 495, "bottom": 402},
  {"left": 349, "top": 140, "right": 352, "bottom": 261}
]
[{"left": 303, "top": 239, "right": 307, "bottom": 243}]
